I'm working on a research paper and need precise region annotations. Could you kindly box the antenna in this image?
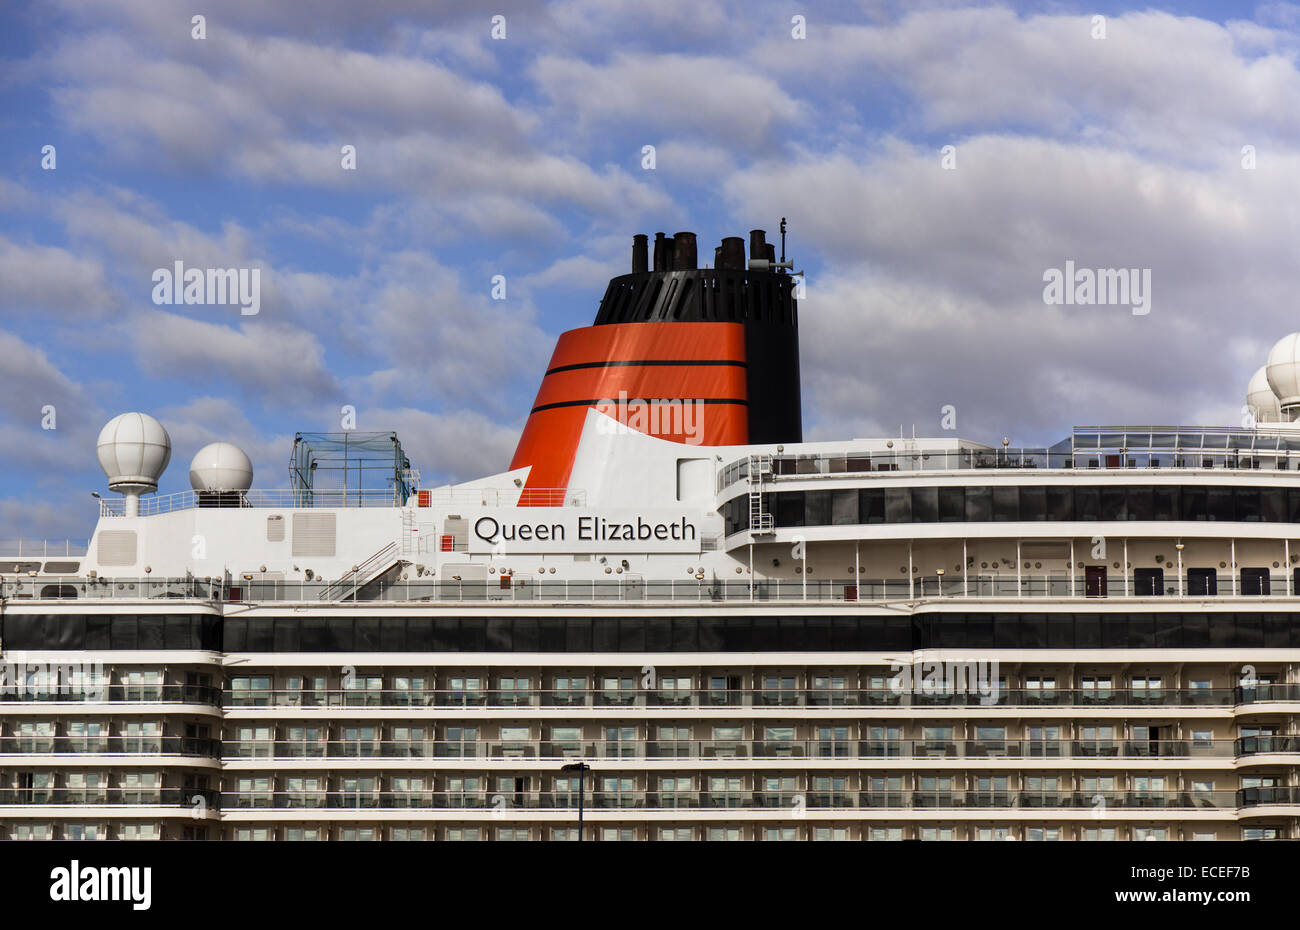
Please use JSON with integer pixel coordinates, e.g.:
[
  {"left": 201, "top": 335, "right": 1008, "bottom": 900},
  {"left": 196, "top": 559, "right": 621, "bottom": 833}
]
[{"left": 779, "top": 217, "right": 787, "bottom": 264}]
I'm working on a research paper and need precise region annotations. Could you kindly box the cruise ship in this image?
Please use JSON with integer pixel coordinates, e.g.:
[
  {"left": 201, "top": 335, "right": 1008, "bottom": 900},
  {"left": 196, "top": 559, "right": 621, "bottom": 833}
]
[{"left": 4, "top": 225, "right": 1300, "bottom": 843}]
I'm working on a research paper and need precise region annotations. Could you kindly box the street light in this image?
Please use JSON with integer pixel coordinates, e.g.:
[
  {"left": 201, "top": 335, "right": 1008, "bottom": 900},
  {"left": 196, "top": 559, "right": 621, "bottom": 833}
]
[
  {"left": 560, "top": 762, "right": 591, "bottom": 841},
  {"left": 1175, "top": 542, "right": 1185, "bottom": 597}
]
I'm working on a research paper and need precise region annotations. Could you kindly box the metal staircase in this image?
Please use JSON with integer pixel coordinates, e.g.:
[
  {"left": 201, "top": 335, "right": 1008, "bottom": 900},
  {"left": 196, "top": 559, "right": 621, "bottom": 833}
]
[
  {"left": 319, "top": 541, "right": 402, "bottom": 601},
  {"left": 748, "top": 454, "right": 774, "bottom": 535}
]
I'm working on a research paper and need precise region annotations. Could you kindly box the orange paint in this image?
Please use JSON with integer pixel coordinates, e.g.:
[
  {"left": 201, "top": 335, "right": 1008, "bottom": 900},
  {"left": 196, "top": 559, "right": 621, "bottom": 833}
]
[{"left": 510, "top": 322, "right": 750, "bottom": 494}]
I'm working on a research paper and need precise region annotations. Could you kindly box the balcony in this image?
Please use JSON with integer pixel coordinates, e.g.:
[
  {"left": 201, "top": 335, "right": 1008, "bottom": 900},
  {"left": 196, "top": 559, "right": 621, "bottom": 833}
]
[
  {"left": 209, "top": 737, "right": 1258, "bottom": 763},
  {"left": 1237, "top": 787, "right": 1300, "bottom": 807},
  {"left": 0, "top": 684, "right": 222, "bottom": 706},
  {"left": 0, "top": 736, "right": 218, "bottom": 756},
  {"left": 219, "top": 686, "right": 1243, "bottom": 711},
  {"left": 0, "top": 787, "right": 219, "bottom": 807},
  {"left": 1235, "top": 736, "right": 1300, "bottom": 755},
  {"left": 204, "top": 788, "right": 1251, "bottom": 813}
]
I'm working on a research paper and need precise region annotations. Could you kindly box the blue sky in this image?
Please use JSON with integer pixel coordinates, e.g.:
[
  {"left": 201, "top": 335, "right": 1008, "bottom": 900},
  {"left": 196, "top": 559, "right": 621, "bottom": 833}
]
[{"left": 2, "top": 0, "right": 1300, "bottom": 543}]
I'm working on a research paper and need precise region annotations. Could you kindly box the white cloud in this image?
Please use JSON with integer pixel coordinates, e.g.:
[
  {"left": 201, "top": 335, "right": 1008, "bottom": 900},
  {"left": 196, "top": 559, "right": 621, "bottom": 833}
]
[
  {"left": 532, "top": 51, "right": 801, "bottom": 148},
  {"left": 129, "top": 311, "right": 341, "bottom": 403},
  {"left": 0, "top": 238, "right": 116, "bottom": 317}
]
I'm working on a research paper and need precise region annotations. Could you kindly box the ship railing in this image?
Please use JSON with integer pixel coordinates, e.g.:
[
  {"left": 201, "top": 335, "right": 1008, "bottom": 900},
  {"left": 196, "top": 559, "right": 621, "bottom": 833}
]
[
  {"left": 0, "top": 787, "right": 220, "bottom": 807},
  {"left": 0, "top": 735, "right": 219, "bottom": 755},
  {"left": 0, "top": 540, "right": 88, "bottom": 558},
  {"left": 205, "top": 788, "right": 1256, "bottom": 812},
  {"left": 214, "top": 737, "right": 1265, "bottom": 763},
  {"left": 12, "top": 572, "right": 1300, "bottom": 602},
  {"left": 219, "top": 687, "right": 1249, "bottom": 709},
  {"left": 92, "top": 486, "right": 583, "bottom": 518},
  {"left": 718, "top": 444, "right": 1300, "bottom": 489},
  {"left": 0, "top": 684, "right": 222, "bottom": 706}
]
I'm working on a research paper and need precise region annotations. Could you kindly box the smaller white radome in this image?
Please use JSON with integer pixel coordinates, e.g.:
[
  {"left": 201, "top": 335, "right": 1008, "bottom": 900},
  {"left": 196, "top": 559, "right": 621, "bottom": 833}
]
[
  {"left": 96, "top": 413, "right": 172, "bottom": 492},
  {"left": 1266, "top": 333, "right": 1300, "bottom": 415},
  {"left": 1247, "top": 365, "right": 1283, "bottom": 423},
  {"left": 189, "top": 442, "right": 254, "bottom": 492}
]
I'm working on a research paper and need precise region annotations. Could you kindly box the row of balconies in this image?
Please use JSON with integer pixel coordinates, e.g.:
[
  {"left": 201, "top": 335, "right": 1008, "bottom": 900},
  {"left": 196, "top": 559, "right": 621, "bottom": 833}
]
[
  {"left": 218, "top": 685, "right": 1300, "bottom": 709},
  {"left": 4, "top": 734, "right": 1294, "bottom": 760},
  {"left": 0, "top": 736, "right": 218, "bottom": 755},
  {"left": 210, "top": 787, "right": 1300, "bottom": 811},
  {"left": 0, "top": 685, "right": 222, "bottom": 706},
  {"left": 0, "top": 787, "right": 219, "bottom": 806},
  {"left": 216, "top": 737, "right": 1300, "bottom": 761}
]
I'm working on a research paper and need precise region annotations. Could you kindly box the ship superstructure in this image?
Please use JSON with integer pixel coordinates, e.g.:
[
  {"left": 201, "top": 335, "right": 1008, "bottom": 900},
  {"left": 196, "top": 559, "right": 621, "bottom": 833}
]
[{"left": 3, "top": 228, "right": 1300, "bottom": 841}]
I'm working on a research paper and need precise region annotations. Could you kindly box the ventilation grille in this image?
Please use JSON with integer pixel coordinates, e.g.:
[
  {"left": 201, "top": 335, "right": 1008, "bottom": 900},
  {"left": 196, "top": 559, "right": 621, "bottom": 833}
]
[
  {"left": 266, "top": 514, "right": 285, "bottom": 542},
  {"left": 43, "top": 561, "right": 80, "bottom": 574},
  {"left": 98, "top": 530, "right": 138, "bottom": 566},
  {"left": 292, "top": 512, "right": 336, "bottom": 557},
  {"left": 701, "top": 535, "right": 720, "bottom": 551}
]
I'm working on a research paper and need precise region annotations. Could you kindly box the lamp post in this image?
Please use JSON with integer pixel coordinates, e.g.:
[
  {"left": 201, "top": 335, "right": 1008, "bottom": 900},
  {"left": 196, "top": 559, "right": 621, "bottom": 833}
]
[
  {"left": 1175, "top": 542, "right": 1185, "bottom": 597},
  {"left": 560, "top": 762, "right": 590, "bottom": 841}
]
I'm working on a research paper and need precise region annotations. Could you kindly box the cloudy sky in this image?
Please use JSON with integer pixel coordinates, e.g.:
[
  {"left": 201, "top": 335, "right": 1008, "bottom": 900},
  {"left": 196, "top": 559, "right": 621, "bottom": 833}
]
[{"left": 1, "top": 0, "right": 1296, "bottom": 543}]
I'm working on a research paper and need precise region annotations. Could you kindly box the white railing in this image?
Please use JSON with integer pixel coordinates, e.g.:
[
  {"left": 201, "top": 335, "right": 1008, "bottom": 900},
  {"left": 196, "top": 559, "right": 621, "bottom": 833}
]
[
  {"left": 319, "top": 542, "right": 401, "bottom": 601},
  {"left": 6, "top": 573, "right": 1300, "bottom": 604},
  {"left": 0, "top": 540, "right": 88, "bottom": 558},
  {"left": 95, "top": 487, "right": 586, "bottom": 517}
]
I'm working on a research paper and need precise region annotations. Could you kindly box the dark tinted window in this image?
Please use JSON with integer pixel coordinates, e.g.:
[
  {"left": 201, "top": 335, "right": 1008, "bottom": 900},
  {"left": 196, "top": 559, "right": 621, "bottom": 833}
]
[
  {"left": 6, "top": 610, "right": 1299, "bottom": 651},
  {"left": 860, "top": 489, "right": 885, "bottom": 524},
  {"left": 1075, "top": 487, "right": 1100, "bottom": 521},
  {"left": 965, "top": 486, "right": 992, "bottom": 522},
  {"left": 1099, "top": 486, "right": 1126, "bottom": 520},
  {"left": 1236, "top": 488, "right": 1261, "bottom": 522},
  {"left": 1207, "top": 487, "right": 1233, "bottom": 521},
  {"left": 1152, "top": 486, "right": 1178, "bottom": 520},
  {"left": 775, "top": 492, "right": 804, "bottom": 527},
  {"left": 1128, "top": 486, "right": 1153, "bottom": 521},
  {"left": 884, "top": 488, "right": 912, "bottom": 523},
  {"left": 1261, "top": 488, "right": 1287, "bottom": 523},
  {"left": 992, "top": 486, "right": 1019, "bottom": 521},
  {"left": 1019, "top": 486, "right": 1046, "bottom": 520},
  {"left": 831, "top": 489, "right": 858, "bottom": 525},
  {"left": 1181, "top": 486, "right": 1207, "bottom": 520},
  {"left": 1046, "top": 486, "right": 1073, "bottom": 521},
  {"left": 804, "top": 491, "right": 831, "bottom": 526},
  {"left": 938, "top": 487, "right": 965, "bottom": 522},
  {"left": 911, "top": 487, "right": 938, "bottom": 523}
]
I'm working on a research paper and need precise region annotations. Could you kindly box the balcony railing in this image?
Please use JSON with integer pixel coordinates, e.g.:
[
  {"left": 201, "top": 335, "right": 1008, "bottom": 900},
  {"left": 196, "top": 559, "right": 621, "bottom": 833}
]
[
  {"left": 1237, "top": 786, "right": 1300, "bottom": 806},
  {"left": 210, "top": 788, "right": 1266, "bottom": 812},
  {"left": 1235, "top": 736, "right": 1300, "bottom": 755},
  {"left": 0, "top": 684, "right": 222, "bottom": 706},
  {"left": 95, "top": 486, "right": 584, "bottom": 518},
  {"left": 0, "top": 736, "right": 219, "bottom": 756},
  {"left": 0, "top": 787, "right": 219, "bottom": 806},
  {"left": 215, "top": 738, "right": 1272, "bottom": 762},
  {"left": 221, "top": 686, "right": 1257, "bottom": 709},
  {"left": 718, "top": 433, "right": 1300, "bottom": 490},
  {"left": 14, "top": 574, "right": 1300, "bottom": 604}
]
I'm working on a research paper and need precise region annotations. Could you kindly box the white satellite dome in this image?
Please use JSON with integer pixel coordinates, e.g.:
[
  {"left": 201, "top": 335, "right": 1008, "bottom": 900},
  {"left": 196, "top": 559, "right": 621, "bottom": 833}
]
[
  {"left": 97, "top": 412, "right": 172, "bottom": 493},
  {"left": 1247, "top": 365, "right": 1282, "bottom": 423},
  {"left": 1266, "top": 333, "right": 1300, "bottom": 415},
  {"left": 189, "top": 442, "right": 253, "bottom": 492}
]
